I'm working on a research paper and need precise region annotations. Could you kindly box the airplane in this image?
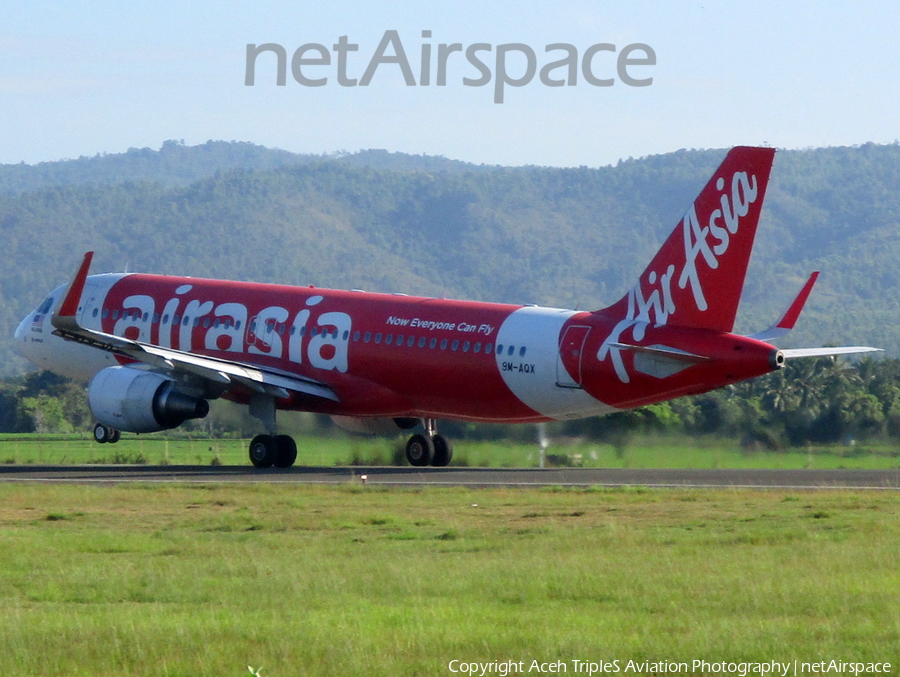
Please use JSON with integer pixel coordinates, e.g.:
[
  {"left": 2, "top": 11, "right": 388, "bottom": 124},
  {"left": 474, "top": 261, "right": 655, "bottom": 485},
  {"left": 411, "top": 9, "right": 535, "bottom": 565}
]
[{"left": 14, "top": 146, "right": 880, "bottom": 468}]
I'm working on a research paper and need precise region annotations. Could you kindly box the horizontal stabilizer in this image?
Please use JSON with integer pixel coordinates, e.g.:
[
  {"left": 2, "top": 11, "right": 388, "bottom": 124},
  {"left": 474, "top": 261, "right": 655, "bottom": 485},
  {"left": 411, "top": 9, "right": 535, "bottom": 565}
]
[
  {"left": 781, "top": 346, "right": 883, "bottom": 359},
  {"left": 610, "top": 342, "right": 711, "bottom": 379},
  {"left": 609, "top": 342, "right": 711, "bottom": 363}
]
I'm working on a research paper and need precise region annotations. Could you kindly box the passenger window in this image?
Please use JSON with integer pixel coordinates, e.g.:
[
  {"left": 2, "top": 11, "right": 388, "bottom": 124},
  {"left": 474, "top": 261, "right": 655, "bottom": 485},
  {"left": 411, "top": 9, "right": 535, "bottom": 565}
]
[
  {"left": 385, "top": 334, "right": 393, "bottom": 345},
  {"left": 519, "top": 346, "right": 527, "bottom": 357},
  {"left": 462, "top": 341, "right": 470, "bottom": 352},
  {"left": 364, "top": 332, "right": 371, "bottom": 343},
  {"left": 451, "top": 340, "right": 459, "bottom": 351},
  {"left": 407, "top": 335, "right": 415, "bottom": 347},
  {"left": 485, "top": 343, "right": 493, "bottom": 354},
  {"left": 102, "top": 309, "right": 109, "bottom": 319},
  {"left": 112, "top": 310, "right": 119, "bottom": 320},
  {"left": 343, "top": 330, "right": 349, "bottom": 340},
  {"left": 429, "top": 338, "right": 437, "bottom": 349},
  {"left": 353, "top": 331, "right": 360, "bottom": 341},
  {"left": 508, "top": 345, "right": 515, "bottom": 356},
  {"left": 440, "top": 339, "right": 448, "bottom": 350},
  {"left": 203, "top": 317, "right": 210, "bottom": 328},
  {"left": 375, "top": 333, "right": 382, "bottom": 344},
  {"left": 497, "top": 344, "right": 504, "bottom": 354},
  {"left": 418, "top": 337, "right": 426, "bottom": 348},
  {"left": 474, "top": 342, "right": 481, "bottom": 353}
]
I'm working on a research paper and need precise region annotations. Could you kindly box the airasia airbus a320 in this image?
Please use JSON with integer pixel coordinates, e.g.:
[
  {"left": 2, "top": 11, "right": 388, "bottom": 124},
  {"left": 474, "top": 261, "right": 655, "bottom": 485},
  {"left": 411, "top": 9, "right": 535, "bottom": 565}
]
[{"left": 14, "top": 147, "right": 879, "bottom": 468}]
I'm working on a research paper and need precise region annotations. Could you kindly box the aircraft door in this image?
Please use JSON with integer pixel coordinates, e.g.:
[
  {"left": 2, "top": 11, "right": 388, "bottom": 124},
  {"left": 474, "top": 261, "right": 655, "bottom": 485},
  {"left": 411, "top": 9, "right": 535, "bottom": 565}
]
[
  {"left": 556, "top": 325, "right": 591, "bottom": 388},
  {"left": 245, "top": 316, "right": 272, "bottom": 351},
  {"left": 78, "top": 281, "right": 102, "bottom": 327}
]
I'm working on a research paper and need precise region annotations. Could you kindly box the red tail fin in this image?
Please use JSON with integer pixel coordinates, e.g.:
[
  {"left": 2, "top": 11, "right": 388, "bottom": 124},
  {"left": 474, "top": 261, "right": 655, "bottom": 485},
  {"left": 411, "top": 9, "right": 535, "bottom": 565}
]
[{"left": 597, "top": 146, "right": 776, "bottom": 333}]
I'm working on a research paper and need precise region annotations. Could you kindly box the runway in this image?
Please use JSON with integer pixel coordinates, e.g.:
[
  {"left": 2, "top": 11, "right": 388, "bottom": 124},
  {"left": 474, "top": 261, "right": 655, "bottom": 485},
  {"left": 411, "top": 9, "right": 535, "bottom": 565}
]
[{"left": 0, "top": 465, "right": 899, "bottom": 489}]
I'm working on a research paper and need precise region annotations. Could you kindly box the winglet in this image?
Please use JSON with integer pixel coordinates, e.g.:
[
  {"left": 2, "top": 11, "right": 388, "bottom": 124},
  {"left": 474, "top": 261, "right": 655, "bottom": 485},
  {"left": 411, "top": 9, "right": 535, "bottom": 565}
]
[
  {"left": 51, "top": 251, "right": 93, "bottom": 331},
  {"left": 748, "top": 271, "right": 819, "bottom": 342}
]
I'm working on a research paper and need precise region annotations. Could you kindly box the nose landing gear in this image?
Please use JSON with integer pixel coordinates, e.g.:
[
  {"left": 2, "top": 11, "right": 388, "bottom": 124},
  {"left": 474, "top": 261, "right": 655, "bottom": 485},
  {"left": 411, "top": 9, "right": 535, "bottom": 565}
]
[{"left": 405, "top": 418, "right": 453, "bottom": 467}]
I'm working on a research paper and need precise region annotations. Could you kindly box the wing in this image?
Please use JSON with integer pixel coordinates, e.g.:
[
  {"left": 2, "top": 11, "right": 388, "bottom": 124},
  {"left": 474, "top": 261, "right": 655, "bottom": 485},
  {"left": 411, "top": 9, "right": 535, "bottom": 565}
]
[{"left": 50, "top": 252, "right": 338, "bottom": 403}]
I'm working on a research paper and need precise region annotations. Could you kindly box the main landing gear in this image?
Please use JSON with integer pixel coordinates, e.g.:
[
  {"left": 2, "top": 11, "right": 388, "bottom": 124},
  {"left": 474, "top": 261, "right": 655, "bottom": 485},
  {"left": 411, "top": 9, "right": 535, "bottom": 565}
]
[
  {"left": 93, "top": 423, "right": 121, "bottom": 444},
  {"left": 248, "top": 434, "right": 298, "bottom": 469},
  {"left": 405, "top": 418, "right": 453, "bottom": 467},
  {"left": 246, "top": 394, "right": 299, "bottom": 468}
]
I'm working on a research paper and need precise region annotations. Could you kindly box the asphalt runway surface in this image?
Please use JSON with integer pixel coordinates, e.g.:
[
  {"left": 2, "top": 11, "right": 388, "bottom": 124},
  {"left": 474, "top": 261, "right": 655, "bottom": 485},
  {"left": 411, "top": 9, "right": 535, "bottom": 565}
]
[{"left": 0, "top": 465, "right": 899, "bottom": 489}]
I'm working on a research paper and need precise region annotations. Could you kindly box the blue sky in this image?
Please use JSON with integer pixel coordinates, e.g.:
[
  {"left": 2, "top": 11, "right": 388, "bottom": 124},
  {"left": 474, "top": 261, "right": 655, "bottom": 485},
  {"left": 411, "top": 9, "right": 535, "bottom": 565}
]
[{"left": 3, "top": 1, "right": 899, "bottom": 167}]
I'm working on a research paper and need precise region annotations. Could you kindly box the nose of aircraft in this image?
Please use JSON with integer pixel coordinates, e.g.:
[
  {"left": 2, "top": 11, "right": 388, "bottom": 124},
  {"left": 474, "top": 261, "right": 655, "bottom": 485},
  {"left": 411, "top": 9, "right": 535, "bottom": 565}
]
[
  {"left": 14, "top": 313, "right": 29, "bottom": 345},
  {"left": 14, "top": 313, "right": 33, "bottom": 358}
]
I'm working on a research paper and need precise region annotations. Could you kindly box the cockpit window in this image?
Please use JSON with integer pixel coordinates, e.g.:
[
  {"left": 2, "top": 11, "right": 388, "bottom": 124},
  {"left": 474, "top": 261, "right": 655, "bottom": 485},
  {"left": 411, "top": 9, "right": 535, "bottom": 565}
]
[{"left": 37, "top": 297, "right": 54, "bottom": 315}]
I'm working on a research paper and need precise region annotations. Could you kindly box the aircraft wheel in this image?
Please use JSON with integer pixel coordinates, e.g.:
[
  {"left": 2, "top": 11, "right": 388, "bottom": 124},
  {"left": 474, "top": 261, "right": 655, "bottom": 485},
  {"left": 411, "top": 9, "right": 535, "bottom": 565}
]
[
  {"left": 273, "top": 434, "right": 298, "bottom": 468},
  {"left": 249, "top": 434, "right": 277, "bottom": 468},
  {"left": 93, "top": 423, "right": 111, "bottom": 444},
  {"left": 107, "top": 428, "right": 121, "bottom": 444},
  {"left": 406, "top": 433, "right": 434, "bottom": 467},
  {"left": 431, "top": 434, "right": 453, "bottom": 467}
]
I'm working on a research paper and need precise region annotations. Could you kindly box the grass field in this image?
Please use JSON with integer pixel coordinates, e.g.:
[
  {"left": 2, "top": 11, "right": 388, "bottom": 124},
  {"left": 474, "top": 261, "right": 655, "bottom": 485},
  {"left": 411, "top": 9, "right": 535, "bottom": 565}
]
[
  {"left": 0, "top": 483, "right": 897, "bottom": 676},
  {"left": 1, "top": 433, "right": 900, "bottom": 469}
]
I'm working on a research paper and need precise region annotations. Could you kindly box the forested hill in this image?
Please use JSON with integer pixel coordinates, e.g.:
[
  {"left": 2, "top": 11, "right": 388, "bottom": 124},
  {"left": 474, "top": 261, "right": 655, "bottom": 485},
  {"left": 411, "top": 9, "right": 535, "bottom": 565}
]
[
  {"left": 0, "top": 141, "right": 484, "bottom": 195},
  {"left": 1, "top": 140, "right": 899, "bottom": 375}
]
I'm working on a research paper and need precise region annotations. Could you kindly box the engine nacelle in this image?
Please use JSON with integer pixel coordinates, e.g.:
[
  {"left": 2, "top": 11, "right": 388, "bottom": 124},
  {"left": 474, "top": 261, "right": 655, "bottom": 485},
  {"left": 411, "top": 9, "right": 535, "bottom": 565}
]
[{"left": 88, "top": 366, "right": 209, "bottom": 433}]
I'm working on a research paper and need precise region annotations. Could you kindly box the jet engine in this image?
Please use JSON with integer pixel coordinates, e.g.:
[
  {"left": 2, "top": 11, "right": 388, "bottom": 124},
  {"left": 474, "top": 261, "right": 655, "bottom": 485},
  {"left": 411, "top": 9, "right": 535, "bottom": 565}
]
[{"left": 87, "top": 366, "right": 209, "bottom": 433}]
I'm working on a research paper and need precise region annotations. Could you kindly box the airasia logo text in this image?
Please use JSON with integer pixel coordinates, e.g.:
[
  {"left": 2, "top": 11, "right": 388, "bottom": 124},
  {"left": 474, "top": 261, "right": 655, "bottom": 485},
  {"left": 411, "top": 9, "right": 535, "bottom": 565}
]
[{"left": 597, "top": 170, "right": 759, "bottom": 383}]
